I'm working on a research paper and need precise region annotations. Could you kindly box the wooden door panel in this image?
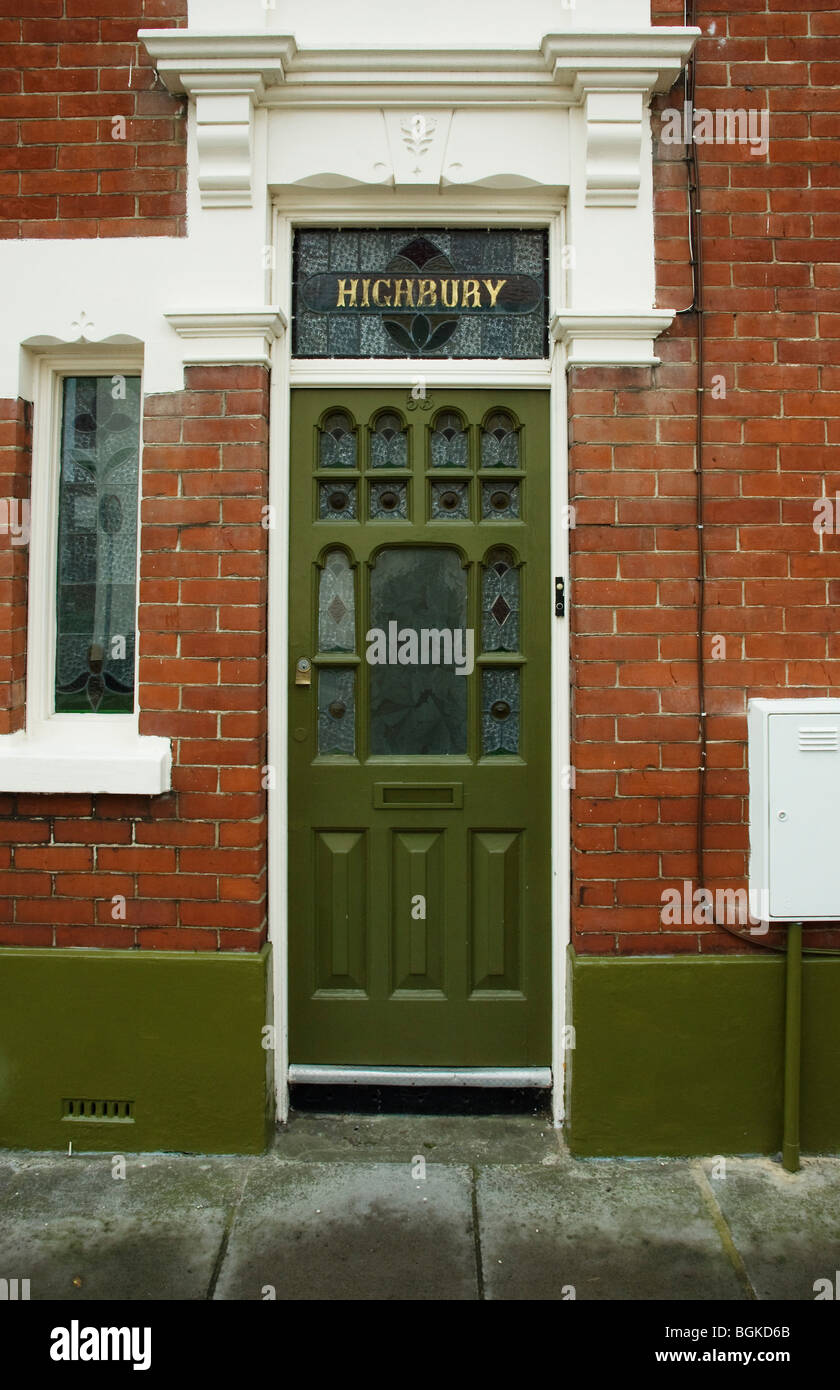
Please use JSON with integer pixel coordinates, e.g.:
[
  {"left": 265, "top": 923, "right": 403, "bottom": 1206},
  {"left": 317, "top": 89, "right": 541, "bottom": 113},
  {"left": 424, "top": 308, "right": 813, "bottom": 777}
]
[{"left": 289, "top": 388, "right": 551, "bottom": 1066}]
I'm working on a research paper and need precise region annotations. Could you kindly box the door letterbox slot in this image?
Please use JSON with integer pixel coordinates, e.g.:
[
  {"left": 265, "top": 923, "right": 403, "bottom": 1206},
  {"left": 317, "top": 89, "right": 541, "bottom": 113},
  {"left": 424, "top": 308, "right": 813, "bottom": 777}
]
[{"left": 374, "top": 782, "right": 463, "bottom": 809}]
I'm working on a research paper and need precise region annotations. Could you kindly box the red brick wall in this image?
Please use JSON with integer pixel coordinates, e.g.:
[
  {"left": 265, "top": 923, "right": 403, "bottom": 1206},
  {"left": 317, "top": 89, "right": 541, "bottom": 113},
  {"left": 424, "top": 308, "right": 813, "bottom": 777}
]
[
  {"left": 570, "top": 2, "right": 840, "bottom": 955},
  {"left": 0, "top": 397, "right": 30, "bottom": 736},
  {"left": 0, "top": 366, "right": 269, "bottom": 951},
  {"left": 0, "top": 0, "right": 187, "bottom": 239}
]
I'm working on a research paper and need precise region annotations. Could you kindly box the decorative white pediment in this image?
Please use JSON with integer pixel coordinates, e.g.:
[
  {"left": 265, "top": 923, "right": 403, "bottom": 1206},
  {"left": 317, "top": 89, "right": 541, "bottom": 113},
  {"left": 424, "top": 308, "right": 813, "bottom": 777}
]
[{"left": 141, "top": 27, "right": 697, "bottom": 207}]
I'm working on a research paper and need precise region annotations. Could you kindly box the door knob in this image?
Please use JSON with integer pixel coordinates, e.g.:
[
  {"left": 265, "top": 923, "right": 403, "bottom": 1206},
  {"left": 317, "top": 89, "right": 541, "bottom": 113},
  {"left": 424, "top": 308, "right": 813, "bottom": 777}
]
[{"left": 295, "top": 657, "right": 312, "bottom": 687}]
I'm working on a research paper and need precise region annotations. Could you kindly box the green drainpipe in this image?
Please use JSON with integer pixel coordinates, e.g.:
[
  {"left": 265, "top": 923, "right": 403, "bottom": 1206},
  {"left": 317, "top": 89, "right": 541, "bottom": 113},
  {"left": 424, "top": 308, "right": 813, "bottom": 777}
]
[{"left": 782, "top": 922, "right": 803, "bottom": 1174}]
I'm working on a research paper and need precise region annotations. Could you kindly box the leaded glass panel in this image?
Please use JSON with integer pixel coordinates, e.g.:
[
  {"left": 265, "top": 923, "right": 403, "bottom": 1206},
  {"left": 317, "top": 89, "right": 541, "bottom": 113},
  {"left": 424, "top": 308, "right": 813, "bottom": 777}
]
[
  {"left": 481, "top": 480, "right": 519, "bottom": 520},
  {"left": 293, "top": 227, "right": 549, "bottom": 359},
  {"left": 368, "top": 546, "right": 468, "bottom": 755},
  {"left": 482, "top": 548, "right": 520, "bottom": 652},
  {"left": 370, "top": 481, "right": 408, "bottom": 520},
  {"left": 431, "top": 482, "right": 469, "bottom": 520},
  {"left": 430, "top": 411, "right": 469, "bottom": 468},
  {"left": 480, "top": 411, "right": 520, "bottom": 468},
  {"left": 319, "top": 411, "right": 356, "bottom": 468},
  {"left": 55, "top": 375, "right": 141, "bottom": 714},
  {"left": 482, "top": 668, "right": 520, "bottom": 755},
  {"left": 370, "top": 412, "right": 408, "bottom": 468},
  {"left": 319, "top": 481, "right": 357, "bottom": 520},
  {"left": 318, "top": 668, "right": 356, "bottom": 755},
  {"left": 318, "top": 550, "right": 355, "bottom": 652}
]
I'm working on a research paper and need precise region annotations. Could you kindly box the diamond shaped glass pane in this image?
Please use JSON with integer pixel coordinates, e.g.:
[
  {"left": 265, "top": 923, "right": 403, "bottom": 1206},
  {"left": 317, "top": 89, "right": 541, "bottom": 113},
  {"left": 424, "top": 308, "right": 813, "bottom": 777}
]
[
  {"left": 318, "top": 549, "right": 355, "bottom": 652},
  {"left": 482, "top": 547, "right": 519, "bottom": 651}
]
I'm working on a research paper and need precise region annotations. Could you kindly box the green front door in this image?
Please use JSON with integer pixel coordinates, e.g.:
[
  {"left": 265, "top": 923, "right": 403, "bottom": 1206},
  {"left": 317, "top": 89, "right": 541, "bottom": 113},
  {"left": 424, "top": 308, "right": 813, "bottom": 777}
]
[{"left": 288, "top": 389, "right": 551, "bottom": 1066}]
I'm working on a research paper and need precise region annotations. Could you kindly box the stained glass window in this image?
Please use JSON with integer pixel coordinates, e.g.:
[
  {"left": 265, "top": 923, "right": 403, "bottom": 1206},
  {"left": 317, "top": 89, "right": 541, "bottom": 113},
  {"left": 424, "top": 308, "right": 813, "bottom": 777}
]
[
  {"left": 482, "top": 548, "right": 520, "bottom": 652},
  {"left": 55, "top": 376, "right": 141, "bottom": 714},
  {"left": 430, "top": 411, "right": 469, "bottom": 468},
  {"left": 481, "top": 480, "right": 519, "bottom": 520},
  {"left": 319, "top": 411, "right": 356, "bottom": 468},
  {"left": 318, "top": 668, "right": 356, "bottom": 756},
  {"left": 370, "top": 481, "right": 408, "bottom": 520},
  {"left": 368, "top": 546, "right": 468, "bottom": 755},
  {"left": 319, "top": 481, "right": 357, "bottom": 521},
  {"left": 318, "top": 549, "right": 355, "bottom": 652},
  {"left": 370, "top": 411, "right": 408, "bottom": 468},
  {"left": 481, "top": 410, "right": 520, "bottom": 468},
  {"left": 431, "top": 482, "right": 469, "bottom": 520},
  {"left": 293, "top": 228, "right": 549, "bottom": 359},
  {"left": 481, "top": 669, "right": 520, "bottom": 755}
]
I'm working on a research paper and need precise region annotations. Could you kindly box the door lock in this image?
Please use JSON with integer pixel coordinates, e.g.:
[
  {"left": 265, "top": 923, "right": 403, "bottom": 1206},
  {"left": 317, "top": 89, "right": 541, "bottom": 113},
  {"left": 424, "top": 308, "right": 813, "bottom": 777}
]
[{"left": 295, "top": 657, "right": 312, "bottom": 687}]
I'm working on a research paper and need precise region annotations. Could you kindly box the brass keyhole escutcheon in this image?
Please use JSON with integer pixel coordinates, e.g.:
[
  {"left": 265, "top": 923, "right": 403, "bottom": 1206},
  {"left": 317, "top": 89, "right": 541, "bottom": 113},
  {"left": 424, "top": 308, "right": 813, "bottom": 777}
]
[{"left": 295, "top": 657, "right": 312, "bottom": 687}]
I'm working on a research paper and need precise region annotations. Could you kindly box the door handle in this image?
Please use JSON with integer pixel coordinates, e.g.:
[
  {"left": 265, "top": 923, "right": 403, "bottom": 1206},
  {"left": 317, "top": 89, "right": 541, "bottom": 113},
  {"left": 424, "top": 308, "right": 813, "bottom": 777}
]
[{"left": 295, "top": 657, "right": 312, "bottom": 687}]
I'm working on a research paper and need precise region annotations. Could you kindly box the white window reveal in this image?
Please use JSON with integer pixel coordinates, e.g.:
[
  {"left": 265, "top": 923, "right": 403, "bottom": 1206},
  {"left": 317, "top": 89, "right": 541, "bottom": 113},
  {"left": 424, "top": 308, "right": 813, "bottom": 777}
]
[{"left": 0, "top": 354, "right": 170, "bottom": 794}]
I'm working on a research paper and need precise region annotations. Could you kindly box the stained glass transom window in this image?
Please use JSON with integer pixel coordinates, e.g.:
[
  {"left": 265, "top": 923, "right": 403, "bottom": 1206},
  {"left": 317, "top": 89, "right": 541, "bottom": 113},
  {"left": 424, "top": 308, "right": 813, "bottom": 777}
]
[
  {"left": 293, "top": 228, "right": 549, "bottom": 359},
  {"left": 319, "top": 411, "right": 356, "bottom": 468},
  {"left": 55, "top": 375, "right": 141, "bottom": 714}
]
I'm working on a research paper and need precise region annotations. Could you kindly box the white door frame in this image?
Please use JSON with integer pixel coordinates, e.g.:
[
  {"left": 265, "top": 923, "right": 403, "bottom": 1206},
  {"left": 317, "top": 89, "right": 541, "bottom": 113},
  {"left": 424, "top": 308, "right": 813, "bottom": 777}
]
[{"left": 266, "top": 195, "right": 571, "bottom": 1125}]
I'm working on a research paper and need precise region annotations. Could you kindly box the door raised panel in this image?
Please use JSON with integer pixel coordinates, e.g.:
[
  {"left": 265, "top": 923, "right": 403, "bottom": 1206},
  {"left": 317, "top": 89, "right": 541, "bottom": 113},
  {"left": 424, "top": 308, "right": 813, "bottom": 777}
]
[
  {"left": 391, "top": 830, "right": 446, "bottom": 996},
  {"left": 314, "top": 830, "right": 367, "bottom": 994},
  {"left": 470, "top": 830, "right": 522, "bottom": 995}
]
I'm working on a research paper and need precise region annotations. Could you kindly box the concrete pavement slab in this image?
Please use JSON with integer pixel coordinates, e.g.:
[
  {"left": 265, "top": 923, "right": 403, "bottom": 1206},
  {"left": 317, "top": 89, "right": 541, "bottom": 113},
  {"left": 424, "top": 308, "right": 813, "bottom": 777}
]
[
  {"left": 213, "top": 1158, "right": 477, "bottom": 1300},
  {"left": 477, "top": 1158, "right": 750, "bottom": 1301},
  {"left": 701, "top": 1156, "right": 840, "bottom": 1301},
  {"left": 0, "top": 1153, "right": 251, "bottom": 1301}
]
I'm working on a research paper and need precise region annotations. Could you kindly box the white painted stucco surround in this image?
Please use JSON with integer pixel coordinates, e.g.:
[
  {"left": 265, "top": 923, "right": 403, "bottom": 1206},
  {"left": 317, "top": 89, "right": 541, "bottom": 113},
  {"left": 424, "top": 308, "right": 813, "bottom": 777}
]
[{"left": 0, "top": 0, "right": 697, "bottom": 1121}]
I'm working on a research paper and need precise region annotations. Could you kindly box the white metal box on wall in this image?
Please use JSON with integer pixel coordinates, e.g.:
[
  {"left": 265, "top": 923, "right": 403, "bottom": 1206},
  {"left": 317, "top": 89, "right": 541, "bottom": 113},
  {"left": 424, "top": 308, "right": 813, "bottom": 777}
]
[{"left": 748, "top": 698, "right": 840, "bottom": 922}]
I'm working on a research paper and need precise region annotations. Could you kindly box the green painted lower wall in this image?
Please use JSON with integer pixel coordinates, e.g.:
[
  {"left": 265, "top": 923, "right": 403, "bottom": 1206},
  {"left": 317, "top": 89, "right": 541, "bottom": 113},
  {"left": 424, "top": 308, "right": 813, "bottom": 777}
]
[
  {"left": 0, "top": 946, "right": 273, "bottom": 1154},
  {"left": 566, "top": 948, "right": 840, "bottom": 1157}
]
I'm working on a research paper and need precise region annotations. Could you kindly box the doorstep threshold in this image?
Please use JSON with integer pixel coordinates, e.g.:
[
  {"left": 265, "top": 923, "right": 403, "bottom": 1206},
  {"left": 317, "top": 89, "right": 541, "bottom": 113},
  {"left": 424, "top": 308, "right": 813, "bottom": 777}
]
[{"left": 288, "top": 1065, "right": 552, "bottom": 1088}]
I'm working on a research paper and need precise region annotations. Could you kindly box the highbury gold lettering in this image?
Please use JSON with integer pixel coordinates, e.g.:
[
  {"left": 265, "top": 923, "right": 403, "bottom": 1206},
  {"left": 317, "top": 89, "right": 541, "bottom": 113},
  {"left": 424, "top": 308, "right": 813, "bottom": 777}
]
[{"left": 333, "top": 276, "right": 509, "bottom": 310}]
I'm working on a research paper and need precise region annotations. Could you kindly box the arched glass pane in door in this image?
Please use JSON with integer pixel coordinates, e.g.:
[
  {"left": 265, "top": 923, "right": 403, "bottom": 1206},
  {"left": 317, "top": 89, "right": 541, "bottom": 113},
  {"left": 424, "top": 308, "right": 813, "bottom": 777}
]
[{"left": 368, "top": 546, "right": 468, "bottom": 755}]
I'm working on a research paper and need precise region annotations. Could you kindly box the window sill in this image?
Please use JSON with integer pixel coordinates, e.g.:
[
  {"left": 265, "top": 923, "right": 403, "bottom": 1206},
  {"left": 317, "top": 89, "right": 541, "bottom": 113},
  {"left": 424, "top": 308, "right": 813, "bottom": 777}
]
[{"left": 0, "top": 729, "right": 172, "bottom": 795}]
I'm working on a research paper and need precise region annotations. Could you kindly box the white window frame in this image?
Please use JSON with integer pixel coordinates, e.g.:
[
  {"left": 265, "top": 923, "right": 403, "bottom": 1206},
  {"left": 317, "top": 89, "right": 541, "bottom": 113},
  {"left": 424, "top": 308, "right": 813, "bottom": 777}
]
[{"left": 0, "top": 349, "right": 170, "bottom": 794}]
